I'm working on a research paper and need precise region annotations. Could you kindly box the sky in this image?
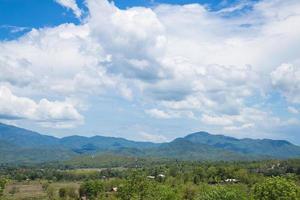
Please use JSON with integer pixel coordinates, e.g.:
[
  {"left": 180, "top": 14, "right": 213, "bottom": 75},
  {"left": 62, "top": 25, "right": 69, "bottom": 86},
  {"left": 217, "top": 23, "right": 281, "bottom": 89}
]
[{"left": 0, "top": 0, "right": 300, "bottom": 144}]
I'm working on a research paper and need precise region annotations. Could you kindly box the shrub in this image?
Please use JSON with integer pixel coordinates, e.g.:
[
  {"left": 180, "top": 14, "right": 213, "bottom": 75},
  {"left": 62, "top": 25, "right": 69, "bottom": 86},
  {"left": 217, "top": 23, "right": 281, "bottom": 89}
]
[
  {"left": 80, "top": 180, "right": 104, "bottom": 200},
  {"left": 198, "top": 185, "right": 247, "bottom": 200},
  {"left": 58, "top": 187, "right": 67, "bottom": 198},
  {"left": 252, "top": 177, "right": 299, "bottom": 200},
  {"left": 0, "top": 178, "right": 7, "bottom": 196}
]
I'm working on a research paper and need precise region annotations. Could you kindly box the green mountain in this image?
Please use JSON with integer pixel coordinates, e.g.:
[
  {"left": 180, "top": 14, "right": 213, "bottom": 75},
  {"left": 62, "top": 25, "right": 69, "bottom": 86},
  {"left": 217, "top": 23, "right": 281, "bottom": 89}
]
[
  {"left": 0, "top": 123, "right": 59, "bottom": 148},
  {"left": 60, "top": 135, "right": 158, "bottom": 154},
  {"left": 144, "top": 138, "right": 247, "bottom": 161},
  {"left": 184, "top": 132, "right": 300, "bottom": 158},
  {"left": 0, "top": 123, "right": 300, "bottom": 164}
]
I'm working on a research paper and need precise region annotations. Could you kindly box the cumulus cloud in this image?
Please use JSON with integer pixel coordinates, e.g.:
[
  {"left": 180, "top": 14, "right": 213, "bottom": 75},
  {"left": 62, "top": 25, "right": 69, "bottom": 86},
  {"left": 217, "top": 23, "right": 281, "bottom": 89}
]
[
  {"left": 1, "top": 0, "right": 300, "bottom": 138},
  {"left": 139, "top": 131, "right": 167, "bottom": 142},
  {"left": 145, "top": 109, "right": 172, "bottom": 119},
  {"left": 0, "top": 86, "right": 83, "bottom": 128},
  {"left": 145, "top": 108, "right": 195, "bottom": 119},
  {"left": 55, "top": 0, "right": 82, "bottom": 18},
  {"left": 271, "top": 63, "right": 300, "bottom": 104},
  {"left": 201, "top": 114, "right": 234, "bottom": 126},
  {"left": 0, "top": 56, "right": 33, "bottom": 86},
  {"left": 288, "top": 106, "right": 299, "bottom": 114}
]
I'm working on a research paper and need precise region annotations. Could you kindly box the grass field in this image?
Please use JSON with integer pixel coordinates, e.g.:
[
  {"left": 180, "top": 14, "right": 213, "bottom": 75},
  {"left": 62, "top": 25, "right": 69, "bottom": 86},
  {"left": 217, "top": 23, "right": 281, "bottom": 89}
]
[{"left": 2, "top": 181, "right": 80, "bottom": 200}]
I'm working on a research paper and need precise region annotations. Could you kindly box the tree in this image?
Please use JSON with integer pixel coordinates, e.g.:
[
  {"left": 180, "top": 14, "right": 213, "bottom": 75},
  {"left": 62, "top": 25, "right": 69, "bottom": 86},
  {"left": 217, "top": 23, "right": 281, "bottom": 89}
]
[
  {"left": 80, "top": 180, "right": 104, "bottom": 200},
  {"left": 117, "top": 172, "right": 152, "bottom": 200},
  {"left": 207, "top": 166, "right": 219, "bottom": 184},
  {"left": 193, "top": 166, "right": 205, "bottom": 184},
  {"left": 252, "top": 177, "right": 299, "bottom": 200},
  {"left": 0, "top": 178, "right": 7, "bottom": 196},
  {"left": 182, "top": 184, "right": 197, "bottom": 200},
  {"left": 66, "top": 186, "right": 78, "bottom": 199},
  {"left": 59, "top": 187, "right": 67, "bottom": 199},
  {"left": 199, "top": 185, "right": 247, "bottom": 200},
  {"left": 156, "top": 185, "right": 177, "bottom": 200},
  {"left": 118, "top": 172, "right": 177, "bottom": 200}
]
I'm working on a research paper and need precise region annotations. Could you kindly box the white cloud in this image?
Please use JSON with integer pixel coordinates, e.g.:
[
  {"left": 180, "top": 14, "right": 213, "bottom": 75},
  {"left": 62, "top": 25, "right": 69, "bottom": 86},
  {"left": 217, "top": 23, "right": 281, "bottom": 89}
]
[
  {"left": 1, "top": 0, "right": 300, "bottom": 138},
  {"left": 55, "top": 0, "right": 82, "bottom": 18},
  {"left": 271, "top": 63, "right": 300, "bottom": 104},
  {"left": 224, "top": 123, "right": 255, "bottom": 131},
  {"left": 145, "top": 108, "right": 194, "bottom": 119},
  {"left": 0, "top": 56, "right": 33, "bottom": 86},
  {"left": 0, "top": 23, "right": 126, "bottom": 97},
  {"left": 139, "top": 131, "right": 167, "bottom": 142},
  {"left": 145, "top": 109, "right": 173, "bottom": 119},
  {"left": 288, "top": 106, "right": 299, "bottom": 114},
  {"left": 0, "top": 86, "right": 83, "bottom": 128},
  {"left": 201, "top": 114, "right": 234, "bottom": 126}
]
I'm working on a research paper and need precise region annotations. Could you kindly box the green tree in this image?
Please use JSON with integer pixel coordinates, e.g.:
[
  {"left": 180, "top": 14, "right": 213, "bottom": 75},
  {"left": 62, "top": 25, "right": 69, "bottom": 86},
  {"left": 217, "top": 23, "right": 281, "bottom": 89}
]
[
  {"left": 0, "top": 178, "right": 7, "bottom": 196},
  {"left": 252, "top": 177, "right": 299, "bottom": 200},
  {"left": 199, "top": 185, "right": 247, "bottom": 200},
  {"left": 182, "top": 184, "right": 197, "bottom": 200},
  {"left": 66, "top": 186, "right": 78, "bottom": 199},
  {"left": 117, "top": 172, "right": 153, "bottom": 200},
  {"left": 193, "top": 166, "right": 205, "bottom": 184},
  {"left": 80, "top": 180, "right": 104, "bottom": 200},
  {"left": 59, "top": 187, "right": 67, "bottom": 199},
  {"left": 156, "top": 185, "right": 177, "bottom": 200},
  {"left": 118, "top": 172, "right": 176, "bottom": 200}
]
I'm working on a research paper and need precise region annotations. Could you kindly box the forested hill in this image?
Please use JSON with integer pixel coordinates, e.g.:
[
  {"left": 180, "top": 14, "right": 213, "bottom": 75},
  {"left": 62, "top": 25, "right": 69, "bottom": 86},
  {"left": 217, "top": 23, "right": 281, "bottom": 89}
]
[{"left": 0, "top": 123, "right": 300, "bottom": 164}]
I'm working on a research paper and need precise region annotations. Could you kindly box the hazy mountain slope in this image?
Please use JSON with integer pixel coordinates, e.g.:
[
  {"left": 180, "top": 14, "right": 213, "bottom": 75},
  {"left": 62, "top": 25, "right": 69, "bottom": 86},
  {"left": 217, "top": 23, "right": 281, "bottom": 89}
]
[
  {"left": 60, "top": 135, "right": 158, "bottom": 154},
  {"left": 0, "top": 123, "right": 59, "bottom": 148},
  {"left": 0, "top": 123, "right": 300, "bottom": 164},
  {"left": 144, "top": 138, "right": 247, "bottom": 161},
  {"left": 0, "top": 123, "right": 157, "bottom": 154},
  {"left": 0, "top": 139, "right": 74, "bottom": 164},
  {"left": 184, "top": 132, "right": 300, "bottom": 158}
]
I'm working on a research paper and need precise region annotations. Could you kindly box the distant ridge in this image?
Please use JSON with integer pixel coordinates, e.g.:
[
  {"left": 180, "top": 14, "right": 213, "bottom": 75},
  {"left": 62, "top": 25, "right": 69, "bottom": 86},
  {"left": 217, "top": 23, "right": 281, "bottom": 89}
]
[
  {"left": 184, "top": 132, "right": 299, "bottom": 158},
  {"left": 0, "top": 123, "right": 300, "bottom": 164}
]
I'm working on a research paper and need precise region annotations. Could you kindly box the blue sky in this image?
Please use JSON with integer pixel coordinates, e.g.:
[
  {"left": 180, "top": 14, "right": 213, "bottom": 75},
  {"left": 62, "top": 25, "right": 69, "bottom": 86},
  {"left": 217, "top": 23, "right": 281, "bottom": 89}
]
[
  {"left": 0, "top": 0, "right": 253, "bottom": 40},
  {"left": 0, "top": 0, "right": 300, "bottom": 144}
]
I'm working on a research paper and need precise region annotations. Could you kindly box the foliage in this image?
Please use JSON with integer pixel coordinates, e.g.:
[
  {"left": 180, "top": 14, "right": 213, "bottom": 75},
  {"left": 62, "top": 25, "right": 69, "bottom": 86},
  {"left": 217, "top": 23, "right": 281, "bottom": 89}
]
[
  {"left": 1, "top": 159, "right": 300, "bottom": 200},
  {"left": 0, "top": 178, "right": 7, "bottom": 196},
  {"left": 252, "top": 176, "right": 299, "bottom": 200},
  {"left": 117, "top": 172, "right": 177, "bottom": 200},
  {"left": 58, "top": 187, "right": 67, "bottom": 198},
  {"left": 80, "top": 180, "right": 104, "bottom": 200},
  {"left": 199, "top": 184, "right": 247, "bottom": 200}
]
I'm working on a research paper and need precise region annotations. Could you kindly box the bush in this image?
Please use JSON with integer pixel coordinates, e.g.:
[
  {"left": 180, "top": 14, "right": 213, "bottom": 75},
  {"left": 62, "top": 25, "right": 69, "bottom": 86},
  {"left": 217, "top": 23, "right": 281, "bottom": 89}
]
[
  {"left": 117, "top": 172, "right": 177, "bottom": 200},
  {"left": 198, "top": 185, "right": 247, "bottom": 200},
  {"left": 80, "top": 180, "right": 104, "bottom": 200},
  {"left": 59, "top": 187, "right": 67, "bottom": 198},
  {"left": 66, "top": 186, "right": 78, "bottom": 199},
  {"left": 182, "top": 184, "right": 197, "bottom": 200},
  {"left": 252, "top": 177, "right": 299, "bottom": 200},
  {"left": 46, "top": 185, "right": 56, "bottom": 200},
  {"left": 0, "top": 178, "right": 7, "bottom": 196}
]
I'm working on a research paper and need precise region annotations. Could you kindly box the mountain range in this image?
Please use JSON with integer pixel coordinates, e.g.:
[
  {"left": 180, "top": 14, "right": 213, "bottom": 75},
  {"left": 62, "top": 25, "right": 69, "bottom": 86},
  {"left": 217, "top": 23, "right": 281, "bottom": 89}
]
[{"left": 0, "top": 123, "right": 300, "bottom": 164}]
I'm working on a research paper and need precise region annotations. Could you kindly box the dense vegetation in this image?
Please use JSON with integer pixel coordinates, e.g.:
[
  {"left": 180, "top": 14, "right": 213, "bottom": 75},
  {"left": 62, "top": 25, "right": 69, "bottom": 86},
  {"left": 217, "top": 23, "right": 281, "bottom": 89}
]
[{"left": 1, "top": 158, "right": 300, "bottom": 200}]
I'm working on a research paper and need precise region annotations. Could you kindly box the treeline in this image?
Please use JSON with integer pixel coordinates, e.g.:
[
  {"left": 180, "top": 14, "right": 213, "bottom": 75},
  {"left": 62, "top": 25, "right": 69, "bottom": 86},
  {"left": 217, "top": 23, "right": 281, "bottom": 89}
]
[
  {"left": 0, "top": 159, "right": 300, "bottom": 199},
  {"left": 2, "top": 159, "right": 300, "bottom": 181},
  {"left": 28, "top": 172, "right": 300, "bottom": 200}
]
